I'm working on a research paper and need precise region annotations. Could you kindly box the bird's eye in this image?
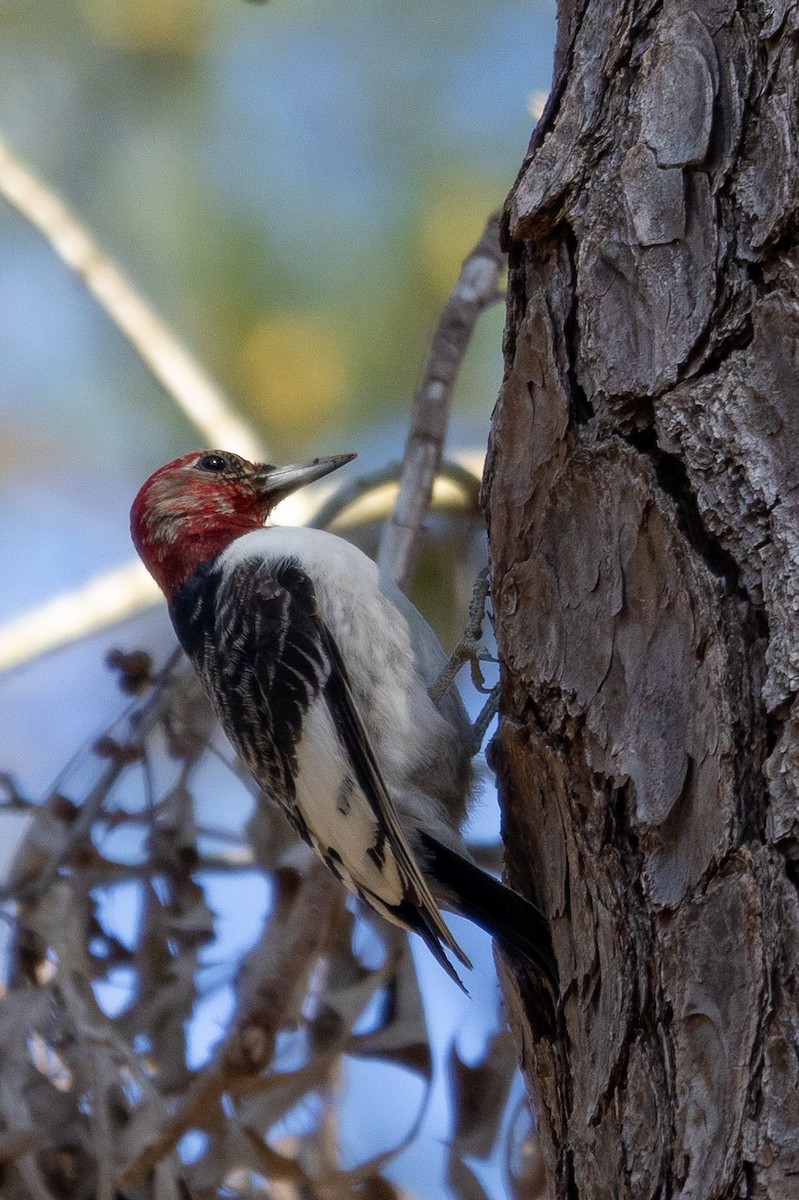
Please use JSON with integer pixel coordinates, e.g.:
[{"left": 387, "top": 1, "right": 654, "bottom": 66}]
[{"left": 197, "top": 453, "right": 229, "bottom": 473}]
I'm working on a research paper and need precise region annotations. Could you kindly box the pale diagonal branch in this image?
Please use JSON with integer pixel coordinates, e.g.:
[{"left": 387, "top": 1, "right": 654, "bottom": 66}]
[
  {"left": 0, "top": 562, "right": 159, "bottom": 674},
  {"left": 0, "top": 137, "right": 269, "bottom": 673},
  {"left": 0, "top": 138, "right": 265, "bottom": 462}
]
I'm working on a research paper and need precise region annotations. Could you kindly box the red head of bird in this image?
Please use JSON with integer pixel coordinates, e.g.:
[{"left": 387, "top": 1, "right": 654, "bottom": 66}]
[{"left": 130, "top": 449, "right": 355, "bottom": 598}]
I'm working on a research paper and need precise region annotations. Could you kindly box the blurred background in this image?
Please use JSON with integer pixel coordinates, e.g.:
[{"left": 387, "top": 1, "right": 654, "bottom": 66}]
[{"left": 0, "top": 1, "right": 555, "bottom": 1195}]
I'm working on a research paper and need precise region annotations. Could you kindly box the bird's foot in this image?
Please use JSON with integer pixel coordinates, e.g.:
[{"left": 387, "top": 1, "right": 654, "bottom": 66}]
[
  {"left": 429, "top": 569, "right": 501, "bottom": 751},
  {"left": 429, "top": 568, "right": 495, "bottom": 704}
]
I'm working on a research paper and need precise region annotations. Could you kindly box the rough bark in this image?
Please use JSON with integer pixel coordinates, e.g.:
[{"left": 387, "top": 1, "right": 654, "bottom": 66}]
[{"left": 483, "top": 3, "right": 799, "bottom": 1197}]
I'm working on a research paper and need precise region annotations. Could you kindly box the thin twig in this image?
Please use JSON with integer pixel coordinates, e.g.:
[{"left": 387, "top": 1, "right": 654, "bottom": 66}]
[
  {"left": 0, "top": 138, "right": 265, "bottom": 462},
  {"left": 52, "top": 949, "right": 180, "bottom": 1190},
  {"left": 377, "top": 214, "right": 504, "bottom": 590},
  {"left": 120, "top": 861, "right": 339, "bottom": 1187},
  {"left": 0, "top": 562, "right": 159, "bottom": 674},
  {"left": 0, "top": 1080, "right": 55, "bottom": 1200},
  {"left": 310, "top": 459, "right": 481, "bottom": 532},
  {"left": 11, "top": 1153, "right": 56, "bottom": 1200},
  {"left": 2, "top": 651, "right": 184, "bottom": 903}
]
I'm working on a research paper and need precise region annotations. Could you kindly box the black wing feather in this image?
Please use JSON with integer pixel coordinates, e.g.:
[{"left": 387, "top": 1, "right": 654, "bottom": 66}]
[{"left": 171, "top": 555, "right": 470, "bottom": 986}]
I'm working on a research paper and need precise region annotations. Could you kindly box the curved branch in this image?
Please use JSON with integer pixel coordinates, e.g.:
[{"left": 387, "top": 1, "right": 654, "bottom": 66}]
[{"left": 377, "top": 214, "right": 504, "bottom": 589}]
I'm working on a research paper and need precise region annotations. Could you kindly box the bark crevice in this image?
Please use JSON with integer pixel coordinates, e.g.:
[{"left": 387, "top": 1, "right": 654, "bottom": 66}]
[
  {"left": 485, "top": 3, "right": 799, "bottom": 1193},
  {"left": 624, "top": 425, "right": 746, "bottom": 597}
]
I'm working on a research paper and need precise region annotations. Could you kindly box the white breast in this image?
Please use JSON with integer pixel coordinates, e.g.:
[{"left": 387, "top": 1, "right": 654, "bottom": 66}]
[{"left": 220, "top": 528, "right": 447, "bottom": 777}]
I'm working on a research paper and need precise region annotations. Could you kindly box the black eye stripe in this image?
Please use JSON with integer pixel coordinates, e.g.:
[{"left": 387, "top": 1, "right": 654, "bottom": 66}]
[{"left": 197, "top": 453, "right": 228, "bottom": 472}]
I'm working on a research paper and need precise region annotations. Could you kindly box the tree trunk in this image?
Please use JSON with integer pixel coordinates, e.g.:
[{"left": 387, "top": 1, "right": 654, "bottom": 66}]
[{"left": 483, "top": 3, "right": 799, "bottom": 1197}]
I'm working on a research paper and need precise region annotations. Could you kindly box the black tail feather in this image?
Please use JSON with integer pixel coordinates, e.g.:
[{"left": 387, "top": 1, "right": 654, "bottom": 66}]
[
  {"left": 391, "top": 897, "right": 471, "bottom": 995},
  {"left": 418, "top": 833, "right": 558, "bottom": 989}
]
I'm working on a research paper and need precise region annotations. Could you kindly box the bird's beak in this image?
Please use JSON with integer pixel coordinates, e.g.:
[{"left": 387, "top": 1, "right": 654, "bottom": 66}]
[{"left": 250, "top": 453, "right": 356, "bottom": 503}]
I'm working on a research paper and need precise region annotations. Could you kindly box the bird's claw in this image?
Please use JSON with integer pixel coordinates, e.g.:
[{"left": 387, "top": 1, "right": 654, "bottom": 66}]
[{"left": 429, "top": 570, "right": 498, "bottom": 740}]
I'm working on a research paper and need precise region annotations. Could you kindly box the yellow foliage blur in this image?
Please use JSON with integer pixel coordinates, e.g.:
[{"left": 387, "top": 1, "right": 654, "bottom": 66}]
[
  {"left": 421, "top": 182, "right": 503, "bottom": 295},
  {"left": 240, "top": 313, "right": 353, "bottom": 437},
  {"left": 82, "top": 0, "right": 211, "bottom": 53}
]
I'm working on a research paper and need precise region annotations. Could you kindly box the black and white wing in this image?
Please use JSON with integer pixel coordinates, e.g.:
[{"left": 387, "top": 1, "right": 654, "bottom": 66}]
[{"left": 171, "top": 556, "right": 471, "bottom": 986}]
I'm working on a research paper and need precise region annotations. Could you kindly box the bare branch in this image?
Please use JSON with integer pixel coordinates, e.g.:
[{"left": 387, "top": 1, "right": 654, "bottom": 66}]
[
  {"left": 2, "top": 651, "right": 184, "bottom": 903},
  {"left": 0, "top": 1080, "right": 56, "bottom": 1200},
  {"left": 0, "top": 139, "right": 265, "bottom": 462},
  {"left": 120, "top": 862, "right": 339, "bottom": 1187},
  {"left": 0, "top": 562, "right": 159, "bottom": 674},
  {"left": 377, "top": 214, "right": 504, "bottom": 589},
  {"left": 310, "top": 458, "right": 482, "bottom": 532}
]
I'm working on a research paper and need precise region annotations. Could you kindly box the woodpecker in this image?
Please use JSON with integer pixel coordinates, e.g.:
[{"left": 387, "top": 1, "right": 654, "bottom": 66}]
[{"left": 130, "top": 450, "right": 556, "bottom": 989}]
